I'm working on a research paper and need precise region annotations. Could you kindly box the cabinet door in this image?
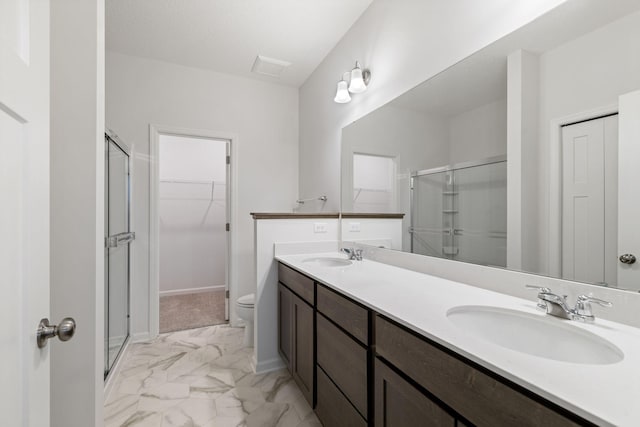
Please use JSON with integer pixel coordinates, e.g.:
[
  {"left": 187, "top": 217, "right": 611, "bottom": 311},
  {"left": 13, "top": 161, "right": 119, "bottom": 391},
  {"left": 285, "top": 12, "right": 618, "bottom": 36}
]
[
  {"left": 278, "top": 283, "right": 293, "bottom": 371},
  {"left": 292, "top": 293, "right": 314, "bottom": 405},
  {"left": 375, "top": 358, "right": 455, "bottom": 427}
]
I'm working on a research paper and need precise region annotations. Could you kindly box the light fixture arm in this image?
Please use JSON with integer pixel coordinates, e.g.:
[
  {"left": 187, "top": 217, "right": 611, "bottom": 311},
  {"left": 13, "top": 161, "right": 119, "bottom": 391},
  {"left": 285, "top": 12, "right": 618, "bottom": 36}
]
[{"left": 354, "top": 61, "right": 371, "bottom": 86}]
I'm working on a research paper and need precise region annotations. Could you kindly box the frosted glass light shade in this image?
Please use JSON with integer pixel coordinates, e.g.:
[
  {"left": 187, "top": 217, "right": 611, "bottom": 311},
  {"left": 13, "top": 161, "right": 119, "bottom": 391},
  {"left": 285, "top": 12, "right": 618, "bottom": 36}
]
[
  {"left": 334, "top": 80, "right": 351, "bottom": 103},
  {"left": 348, "top": 65, "right": 367, "bottom": 93}
]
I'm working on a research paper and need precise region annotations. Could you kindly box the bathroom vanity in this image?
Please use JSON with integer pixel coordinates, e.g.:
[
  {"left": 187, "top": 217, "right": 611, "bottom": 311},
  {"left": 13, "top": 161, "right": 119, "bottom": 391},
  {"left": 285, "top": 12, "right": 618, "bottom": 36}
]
[{"left": 276, "top": 254, "right": 640, "bottom": 427}]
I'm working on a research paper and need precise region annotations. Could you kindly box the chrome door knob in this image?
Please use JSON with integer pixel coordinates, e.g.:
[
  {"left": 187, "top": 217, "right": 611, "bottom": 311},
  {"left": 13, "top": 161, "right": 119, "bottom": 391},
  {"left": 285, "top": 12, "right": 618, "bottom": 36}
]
[
  {"left": 37, "top": 317, "right": 76, "bottom": 348},
  {"left": 619, "top": 254, "right": 637, "bottom": 265}
]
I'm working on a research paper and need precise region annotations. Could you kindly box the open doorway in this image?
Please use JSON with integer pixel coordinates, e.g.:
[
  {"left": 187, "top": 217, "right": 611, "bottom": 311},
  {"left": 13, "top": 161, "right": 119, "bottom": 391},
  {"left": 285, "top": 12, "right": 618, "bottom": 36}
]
[
  {"left": 352, "top": 153, "right": 396, "bottom": 212},
  {"left": 157, "top": 134, "right": 230, "bottom": 332}
]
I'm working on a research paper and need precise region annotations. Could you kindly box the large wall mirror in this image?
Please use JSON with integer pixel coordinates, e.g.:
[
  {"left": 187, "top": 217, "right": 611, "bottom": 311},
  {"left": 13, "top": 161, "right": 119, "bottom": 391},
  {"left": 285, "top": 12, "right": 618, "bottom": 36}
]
[{"left": 340, "top": 0, "right": 640, "bottom": 291}]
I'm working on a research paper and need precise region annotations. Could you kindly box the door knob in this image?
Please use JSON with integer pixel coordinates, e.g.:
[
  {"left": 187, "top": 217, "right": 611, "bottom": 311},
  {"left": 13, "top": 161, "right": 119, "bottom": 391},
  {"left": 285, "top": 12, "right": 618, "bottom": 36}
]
[
  {"left": 37, "top": 317, "right": 76, "bottom": 348},
  {"left": 619, "top": 254, "right": 637, "bottom": 265}
]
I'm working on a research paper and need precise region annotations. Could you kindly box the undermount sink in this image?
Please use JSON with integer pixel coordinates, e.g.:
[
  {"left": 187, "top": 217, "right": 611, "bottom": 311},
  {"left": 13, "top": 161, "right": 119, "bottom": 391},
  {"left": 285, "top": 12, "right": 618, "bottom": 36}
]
[
  {"left": 302, "top": 257, "right": 352, "bottom": 267},
  {"left": 447, "top": 305, "right": 623, "bottom": 365}
]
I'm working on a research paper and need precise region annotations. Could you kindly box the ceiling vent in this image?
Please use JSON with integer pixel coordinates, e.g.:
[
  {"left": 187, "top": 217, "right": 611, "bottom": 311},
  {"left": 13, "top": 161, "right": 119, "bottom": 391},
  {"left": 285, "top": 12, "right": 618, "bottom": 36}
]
[{"left": 251, "top": 55, "right": 291, "bottom": 78}]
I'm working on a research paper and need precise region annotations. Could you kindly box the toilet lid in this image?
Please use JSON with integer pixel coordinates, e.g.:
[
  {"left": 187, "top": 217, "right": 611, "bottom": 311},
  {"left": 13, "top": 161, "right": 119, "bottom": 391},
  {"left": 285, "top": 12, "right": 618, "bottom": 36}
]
[{"left": 237, "top": 293, "right": 255, "bottom": 307}]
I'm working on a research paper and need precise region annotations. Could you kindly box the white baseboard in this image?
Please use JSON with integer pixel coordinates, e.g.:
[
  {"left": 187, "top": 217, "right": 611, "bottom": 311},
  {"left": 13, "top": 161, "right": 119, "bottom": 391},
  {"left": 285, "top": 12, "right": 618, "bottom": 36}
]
[
  {"left": 159, "top": 285, "right": 226, "bottom": 297},
  {"left": 254, "top": 356, "right": 286, "bottom": 374},
  {"left": 132, "top": 331, "right": 152, "bottom": 342}
]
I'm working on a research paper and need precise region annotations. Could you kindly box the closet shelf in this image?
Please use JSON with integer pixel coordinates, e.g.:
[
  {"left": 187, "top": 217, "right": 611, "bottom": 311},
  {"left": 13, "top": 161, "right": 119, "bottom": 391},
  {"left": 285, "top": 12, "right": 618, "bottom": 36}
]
[{"left": 159, "top": 179, "right": 226, "bottom": 202}]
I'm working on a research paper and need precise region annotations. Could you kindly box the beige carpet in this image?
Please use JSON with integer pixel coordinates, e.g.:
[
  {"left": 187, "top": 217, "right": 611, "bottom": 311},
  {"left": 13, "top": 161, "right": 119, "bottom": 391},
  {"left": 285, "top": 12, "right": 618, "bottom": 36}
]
[{"left": 159, "top": 289, "right": 227, "bottom": 333}]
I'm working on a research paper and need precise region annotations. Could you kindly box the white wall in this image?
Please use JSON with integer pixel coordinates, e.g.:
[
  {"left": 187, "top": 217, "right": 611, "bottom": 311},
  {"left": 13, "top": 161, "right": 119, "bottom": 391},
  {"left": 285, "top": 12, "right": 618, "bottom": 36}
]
[
  {"left": 106, "top": 51, "right": 299, "bottom": 333},
  {"left": 299, "top": 0, "right": 567, "bottom": 212},
  {"left": 50, "top": 0, "right": 105, "bottom": 426},
  {"left": 448, "top": 98, "right": 507, "bottom": 164},
  {"left": 159, "top": 135, "right": 227, "bottom": 294}
]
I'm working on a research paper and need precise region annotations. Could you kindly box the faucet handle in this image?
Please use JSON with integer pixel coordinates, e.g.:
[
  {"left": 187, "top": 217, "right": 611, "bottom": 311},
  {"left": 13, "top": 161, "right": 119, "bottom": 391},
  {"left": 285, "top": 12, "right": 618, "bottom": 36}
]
[
  {"left": 353, "top": 248, "right": 363, "bottom": 261},
  {"left": 525, "top": 285, "right": 552, "bottom": 311},
  {"left": 575, "top": 295, "right": 613, "bottom": 322},
  {"left": 574, "top": 295, "right": 612, "bottom": 321}
]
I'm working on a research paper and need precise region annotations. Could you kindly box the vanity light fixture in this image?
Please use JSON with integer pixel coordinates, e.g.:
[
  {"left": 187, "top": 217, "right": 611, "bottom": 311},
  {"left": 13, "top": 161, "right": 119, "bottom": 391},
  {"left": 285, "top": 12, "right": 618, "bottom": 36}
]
[
  {"left": 334, "top": 61, "right": 371, "bottom": 103},
  {"left": 348, "top": 61, "right": 370, "bottom": 93},
  {"left": 334, "top": 73, "right": 351, "bottom": 104}
]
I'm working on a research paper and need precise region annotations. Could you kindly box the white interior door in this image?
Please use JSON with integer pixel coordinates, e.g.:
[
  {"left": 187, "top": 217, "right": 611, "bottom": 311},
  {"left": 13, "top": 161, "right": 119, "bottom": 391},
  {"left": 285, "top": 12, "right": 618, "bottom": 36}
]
[
  {"left": 561, "top": 115, "right": 618, "bottom": 286},
  {"left": 0, "top": 0, "right": 51, "bottom": 426},
  {"left": 618, "top": 90, "right": 640, "bottom": 290}
]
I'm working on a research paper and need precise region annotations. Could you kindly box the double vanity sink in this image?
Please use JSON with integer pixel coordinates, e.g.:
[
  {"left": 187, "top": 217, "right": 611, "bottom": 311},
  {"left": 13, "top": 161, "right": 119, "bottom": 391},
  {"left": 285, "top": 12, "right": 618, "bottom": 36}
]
[
  {"left": 276, "top": 252, "right": 640, "bottom": 426},
  {"left": 447, "top": 305, "right": 623, "bottom": 365}
]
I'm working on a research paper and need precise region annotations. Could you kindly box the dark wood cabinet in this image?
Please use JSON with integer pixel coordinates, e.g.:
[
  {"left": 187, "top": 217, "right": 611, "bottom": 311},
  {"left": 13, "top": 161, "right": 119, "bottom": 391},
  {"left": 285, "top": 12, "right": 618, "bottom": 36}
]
[
  {"left": 278, "top": 263, "right": 314, "bottom": 304},
  {"left": 277, "top": 282, "right": 292, "bottom": 371},
  {"left": 317, "top": 313, "right": 368, "bottom": 418},
  {"left": 317, "top": 284, "right": 368, "bottom": 344},
  {"left": 277, "top": 262, "right": 593, "bottom": 427},
  {"left": 291, "top": 292, "right": 314, "bottom": 405},
  {"left": 375, "top": 315, "right": 588, "bottom": 427},
  {"left": 277, "top": 280, "right": 314, "bottom": 406},
  {"left": 316, "top": 367, "right": 367, "bottom": 427},
  {"left": 375, "top": 358, "right": 455, "bottom": 427}
]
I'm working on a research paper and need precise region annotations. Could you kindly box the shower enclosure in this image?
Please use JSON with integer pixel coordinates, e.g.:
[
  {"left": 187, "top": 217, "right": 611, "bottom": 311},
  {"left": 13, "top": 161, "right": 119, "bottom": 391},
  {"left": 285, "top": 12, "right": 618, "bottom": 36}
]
[
  {"left": 410, "top": 156, "right": 507, "bottom": 267},
  {"left": 104, "top": 130, "right": 134, "bottom": 379}
]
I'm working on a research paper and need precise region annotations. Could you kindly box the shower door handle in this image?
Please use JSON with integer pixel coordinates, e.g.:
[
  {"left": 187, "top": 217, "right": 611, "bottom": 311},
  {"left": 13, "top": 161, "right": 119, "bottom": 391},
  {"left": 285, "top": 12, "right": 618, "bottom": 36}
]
[{"left": 106, "top": 231, "right": 136, "bottom": 248}]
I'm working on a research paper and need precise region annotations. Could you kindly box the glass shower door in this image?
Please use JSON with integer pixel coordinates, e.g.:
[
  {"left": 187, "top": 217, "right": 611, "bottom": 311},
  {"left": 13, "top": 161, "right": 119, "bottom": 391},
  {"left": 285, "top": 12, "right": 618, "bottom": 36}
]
[
  {"left": 410, "top": 158, "right": 507, "bottom": 266},
  {"left": 454, "top": 161, "right": 507, "bottom": 267},
  {"left": 411, "top": 171, "right": 449, "bottom": 257},
  {"left": 104, "top": 133, "right": 132, "bottom": 378}
]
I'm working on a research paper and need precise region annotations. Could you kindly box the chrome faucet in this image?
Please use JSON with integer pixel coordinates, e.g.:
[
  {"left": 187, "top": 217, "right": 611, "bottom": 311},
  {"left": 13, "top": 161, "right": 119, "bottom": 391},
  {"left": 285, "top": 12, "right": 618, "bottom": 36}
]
[
  {"left": 525, "top": 285, "right": 612, "bottom": 322},
  {"left": 341, "top": 247, "right": 363, "bottom": 261}
]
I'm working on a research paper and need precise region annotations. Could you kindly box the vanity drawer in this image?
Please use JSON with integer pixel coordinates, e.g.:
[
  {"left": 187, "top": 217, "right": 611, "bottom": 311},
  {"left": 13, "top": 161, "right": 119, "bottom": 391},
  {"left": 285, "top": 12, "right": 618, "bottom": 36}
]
[
  {"left": 278, "top": 263, "right": 314, "bottom": 305},
  {"left": 317, "top": 313, "right": 368, "bottom": 418},
  {"left": 375, "top": 316, "right": 584, "bottom": 427},
  {"left": 316, "top": 367, "right": 366, "bottom": 427},
  {"left": 317, "top": 284, "right": 368, "bottom": 344},
  {"left": 375, "top": 358, "right": 455, "bottom": 427}
]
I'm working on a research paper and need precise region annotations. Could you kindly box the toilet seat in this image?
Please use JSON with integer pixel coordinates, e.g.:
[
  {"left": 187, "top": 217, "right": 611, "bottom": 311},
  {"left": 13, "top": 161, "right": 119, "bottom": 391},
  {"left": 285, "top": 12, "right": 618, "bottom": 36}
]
[{"left": 237, "top": 293, "right": 255, "bottom": 307}]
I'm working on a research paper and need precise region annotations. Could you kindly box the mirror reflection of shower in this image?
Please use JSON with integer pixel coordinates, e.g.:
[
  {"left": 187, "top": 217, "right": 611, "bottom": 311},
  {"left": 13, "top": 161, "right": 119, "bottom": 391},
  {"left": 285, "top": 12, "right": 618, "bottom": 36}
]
[{"left": 410, "top": 157, "right": 507, "bottom": 268}]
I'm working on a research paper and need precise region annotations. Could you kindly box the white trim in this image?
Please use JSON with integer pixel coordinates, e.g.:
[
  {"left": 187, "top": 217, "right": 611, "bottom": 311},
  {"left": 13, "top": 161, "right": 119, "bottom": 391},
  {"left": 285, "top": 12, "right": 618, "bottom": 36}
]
[
  {"left": 547, "top": 104, "right": 618, "bottom": 279},
  {"left": 159, "top": 285, "right": 226, "bottom": 297},
  {"left": 103, "top": 336, "right": 131, "bottom": 403},
  {"left": 149, "top": 124, "right": 239, "bottom": 339},
  {"left": 132, "top": 332, "right": 152, "bottom": 342},
  {"left": 254, "top": 356, "right": 286, "bottom": 374}
]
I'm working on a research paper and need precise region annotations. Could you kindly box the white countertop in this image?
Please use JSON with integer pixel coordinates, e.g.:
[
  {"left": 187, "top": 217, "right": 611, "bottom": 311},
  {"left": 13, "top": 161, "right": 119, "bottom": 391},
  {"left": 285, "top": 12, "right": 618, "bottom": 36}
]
[{"left": 276, "top": 252, "right": 640, "bottom": 427}]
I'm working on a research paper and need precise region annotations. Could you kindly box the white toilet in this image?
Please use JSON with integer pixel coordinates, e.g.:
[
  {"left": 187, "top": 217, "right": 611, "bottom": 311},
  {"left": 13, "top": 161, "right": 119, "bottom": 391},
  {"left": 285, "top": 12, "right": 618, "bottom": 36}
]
[{"left": 236, "top": 293, "right": 255, "bottom": 347}]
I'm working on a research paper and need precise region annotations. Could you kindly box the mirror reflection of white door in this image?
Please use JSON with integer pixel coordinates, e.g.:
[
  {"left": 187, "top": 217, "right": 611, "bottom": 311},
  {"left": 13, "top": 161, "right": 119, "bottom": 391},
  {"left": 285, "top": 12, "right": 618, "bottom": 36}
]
[
  {"left": 617, "top": 90, "right": 640, "bottom": 290},
  {"left": 561, "top": 115, "right": 618, "bottom": 286},
  {"left": 0, "top": 1, "right": 51, "bottom": 425}
]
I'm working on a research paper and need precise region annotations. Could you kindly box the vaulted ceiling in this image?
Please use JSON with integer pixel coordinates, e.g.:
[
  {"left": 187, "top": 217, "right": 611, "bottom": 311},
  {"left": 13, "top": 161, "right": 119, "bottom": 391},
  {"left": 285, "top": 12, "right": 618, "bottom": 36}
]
[{"left": 106, "top": 0, "right": 373, "bottom": 87}]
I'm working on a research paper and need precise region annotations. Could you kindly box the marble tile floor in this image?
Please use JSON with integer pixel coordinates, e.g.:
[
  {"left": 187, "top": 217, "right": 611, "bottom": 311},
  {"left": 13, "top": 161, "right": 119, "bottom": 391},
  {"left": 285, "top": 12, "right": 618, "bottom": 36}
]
[{"left": 104, "top": 325, "right": 322, "bottom": 427}]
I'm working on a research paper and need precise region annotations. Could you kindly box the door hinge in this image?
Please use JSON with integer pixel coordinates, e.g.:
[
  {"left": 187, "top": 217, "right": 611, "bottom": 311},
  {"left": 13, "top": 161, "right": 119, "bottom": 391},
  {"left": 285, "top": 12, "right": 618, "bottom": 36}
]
[
  {"left": 226, "top": 155, "right": 230, "bottom": 165},
  {"left": 225, "top": 289, "right": 230, "bottom": 298},
  {"left": 226, "top": 223, "right": 230, "bottom": 232}
]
